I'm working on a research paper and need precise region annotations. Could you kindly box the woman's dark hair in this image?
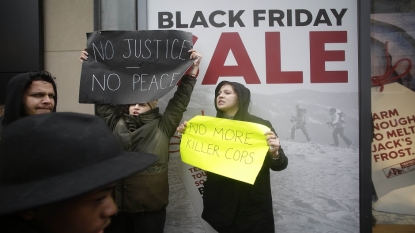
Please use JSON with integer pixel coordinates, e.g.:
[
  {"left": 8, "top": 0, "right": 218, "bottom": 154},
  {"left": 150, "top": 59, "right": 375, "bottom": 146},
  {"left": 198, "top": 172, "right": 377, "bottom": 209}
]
[{"left": 215, "top": 81, "right": 238, "bottom": 98}]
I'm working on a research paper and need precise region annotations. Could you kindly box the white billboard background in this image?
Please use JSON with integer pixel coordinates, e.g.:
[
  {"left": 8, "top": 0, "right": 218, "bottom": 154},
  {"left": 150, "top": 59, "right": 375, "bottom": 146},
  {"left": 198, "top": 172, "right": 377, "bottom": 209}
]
[{"left": 147, "top": 0, "right": 360, "bottom": 232}]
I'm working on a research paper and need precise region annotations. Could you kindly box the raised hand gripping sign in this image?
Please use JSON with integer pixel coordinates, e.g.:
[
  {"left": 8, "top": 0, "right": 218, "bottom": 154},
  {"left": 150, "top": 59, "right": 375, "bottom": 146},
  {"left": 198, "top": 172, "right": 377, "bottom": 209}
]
[
  {"left": 371, "top": 83, "right": 415, "bottom": 199},
  {"left": 180, "top": 116, "right": 270, "bottom": 184},
  {"left": 79, "top": 30, "right": 194, "bottom": 104}
]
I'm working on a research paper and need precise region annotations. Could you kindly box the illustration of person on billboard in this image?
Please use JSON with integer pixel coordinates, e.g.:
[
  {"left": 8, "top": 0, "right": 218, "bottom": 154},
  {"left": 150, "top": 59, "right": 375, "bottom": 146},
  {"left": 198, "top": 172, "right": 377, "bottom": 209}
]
[
  {"left": 290, "top": 104, "right": 311, "bottom": 142},
  {"left": 327, "top": 107, "right": 353, "bottom": 148}
]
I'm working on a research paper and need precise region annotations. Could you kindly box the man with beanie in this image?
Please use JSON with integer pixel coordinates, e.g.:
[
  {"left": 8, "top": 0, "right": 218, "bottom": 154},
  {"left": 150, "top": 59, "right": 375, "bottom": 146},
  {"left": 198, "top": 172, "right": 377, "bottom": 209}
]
[
  {"left": 0, "top": 112, "right": 157, "bottom": 233},
  {"left": 0, "top": 71, "right": 57, "bottom": 135},
  {"left": 80, "top": 49, "right": 202, "bottom": 233}
]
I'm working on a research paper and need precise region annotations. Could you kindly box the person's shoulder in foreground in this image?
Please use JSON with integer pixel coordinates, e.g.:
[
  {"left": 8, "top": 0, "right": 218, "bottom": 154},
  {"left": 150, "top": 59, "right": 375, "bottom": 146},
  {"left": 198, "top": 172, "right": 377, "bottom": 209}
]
[{"left": 0, "top": 112, "right": 157, "bottom": 233}]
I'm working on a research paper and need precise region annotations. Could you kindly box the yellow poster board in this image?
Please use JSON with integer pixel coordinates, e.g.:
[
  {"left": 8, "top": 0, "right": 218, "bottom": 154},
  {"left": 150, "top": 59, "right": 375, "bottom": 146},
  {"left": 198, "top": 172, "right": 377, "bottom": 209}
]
[{"left": 180, "top": 115, "right": 270, "bottom": 184}]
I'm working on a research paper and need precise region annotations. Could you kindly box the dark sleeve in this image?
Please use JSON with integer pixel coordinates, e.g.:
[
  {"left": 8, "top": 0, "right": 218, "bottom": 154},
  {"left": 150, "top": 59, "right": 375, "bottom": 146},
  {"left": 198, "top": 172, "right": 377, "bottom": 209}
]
[
  {"left": 268, "top": 146, "right": 288, "bottom": 171},
  {"left": 96, "top": 104, "right": 122, "bottom": 131},
  {"left": 0, "top": 117, "right": 4, "bottom": 138},
  {"left": 260, "top": 118, "right": 288, "bottom": 171},
  {"left": 159, "top": 75, "right": 196, "bottom": 137}
]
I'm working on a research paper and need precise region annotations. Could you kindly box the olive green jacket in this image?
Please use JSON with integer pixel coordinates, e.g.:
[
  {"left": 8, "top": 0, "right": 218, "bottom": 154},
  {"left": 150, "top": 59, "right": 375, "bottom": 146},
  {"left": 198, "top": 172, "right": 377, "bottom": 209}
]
[{"left": 97, "top": 76, "right": 196, "bottom": 213}]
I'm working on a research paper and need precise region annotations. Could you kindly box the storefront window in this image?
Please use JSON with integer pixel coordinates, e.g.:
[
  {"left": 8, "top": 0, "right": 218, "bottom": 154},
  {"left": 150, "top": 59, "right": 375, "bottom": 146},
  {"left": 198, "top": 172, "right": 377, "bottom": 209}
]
[
  {"left": 370, "top": 0, "right": 415, "bottom": 229},
  {"left": 95, "top": 0, "right": 136, "bottom": 30}
]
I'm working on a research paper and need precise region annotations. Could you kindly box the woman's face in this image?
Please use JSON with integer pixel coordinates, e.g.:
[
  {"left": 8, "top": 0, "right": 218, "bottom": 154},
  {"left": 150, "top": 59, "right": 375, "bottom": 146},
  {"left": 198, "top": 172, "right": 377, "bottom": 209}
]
[
  {"left": 129, "top": 103, "right": 151, "bottom": 116},
  {"left": 216, "top": 84, "right": 239, "bottom": 116}
]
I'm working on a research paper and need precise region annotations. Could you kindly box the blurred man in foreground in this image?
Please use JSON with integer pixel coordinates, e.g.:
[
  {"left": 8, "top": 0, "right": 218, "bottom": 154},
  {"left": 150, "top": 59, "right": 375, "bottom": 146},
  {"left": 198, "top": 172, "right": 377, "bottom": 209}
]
[{"left": 0, "top": 112, "right": 157, "bottom": 233}]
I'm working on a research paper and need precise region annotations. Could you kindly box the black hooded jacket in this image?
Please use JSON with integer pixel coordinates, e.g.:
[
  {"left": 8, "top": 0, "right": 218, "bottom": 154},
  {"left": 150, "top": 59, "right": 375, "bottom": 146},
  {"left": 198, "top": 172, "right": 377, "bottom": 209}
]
[
  {"left": 201, "top": 81, "right": 288, "bottom": 233},
  {"left": 0, "top": 72, "right": 58, "bottom": 134},
  {"left": 0, "top": 216, "right": 45, "bottom": 233}
]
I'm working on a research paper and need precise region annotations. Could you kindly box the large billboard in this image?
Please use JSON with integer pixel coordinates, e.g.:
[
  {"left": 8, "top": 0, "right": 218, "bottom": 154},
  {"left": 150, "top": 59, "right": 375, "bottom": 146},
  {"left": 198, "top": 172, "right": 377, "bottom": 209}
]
[{"left": 147, "top": 0, "right": 360, "bottom": 232}]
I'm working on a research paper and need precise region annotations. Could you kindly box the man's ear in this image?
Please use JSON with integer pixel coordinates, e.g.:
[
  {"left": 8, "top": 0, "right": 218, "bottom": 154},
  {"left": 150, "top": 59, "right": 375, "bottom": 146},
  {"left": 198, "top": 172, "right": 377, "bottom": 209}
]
[{"left": 19, "top": 209, "right": 36, "bottom": 220}]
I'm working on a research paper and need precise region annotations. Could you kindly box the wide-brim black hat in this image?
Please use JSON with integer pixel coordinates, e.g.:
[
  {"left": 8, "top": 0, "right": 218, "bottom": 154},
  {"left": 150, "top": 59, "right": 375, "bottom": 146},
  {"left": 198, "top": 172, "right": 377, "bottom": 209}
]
[{"left": 0, "top": 112, "right": 157, "bottom": 215}]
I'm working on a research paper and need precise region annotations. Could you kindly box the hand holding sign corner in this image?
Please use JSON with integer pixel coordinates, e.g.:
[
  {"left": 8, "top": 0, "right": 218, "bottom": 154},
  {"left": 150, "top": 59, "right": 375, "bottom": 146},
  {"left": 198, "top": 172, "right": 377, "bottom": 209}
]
[{"left": 179, "top": 115, "right": 270, "bottom": 184}]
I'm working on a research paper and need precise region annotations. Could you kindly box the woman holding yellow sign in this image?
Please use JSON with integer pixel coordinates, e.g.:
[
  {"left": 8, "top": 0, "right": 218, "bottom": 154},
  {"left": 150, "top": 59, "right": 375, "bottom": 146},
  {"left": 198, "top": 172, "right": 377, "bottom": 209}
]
[{"left": 177, "top": 81, "right": 288, "bottom": 233}]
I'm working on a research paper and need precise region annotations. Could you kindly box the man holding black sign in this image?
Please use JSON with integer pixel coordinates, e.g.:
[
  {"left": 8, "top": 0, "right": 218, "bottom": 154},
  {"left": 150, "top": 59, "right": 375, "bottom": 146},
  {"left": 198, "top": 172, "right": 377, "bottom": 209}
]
[{"left": 80, "top": 30, "right": 201, "bottom": 232}]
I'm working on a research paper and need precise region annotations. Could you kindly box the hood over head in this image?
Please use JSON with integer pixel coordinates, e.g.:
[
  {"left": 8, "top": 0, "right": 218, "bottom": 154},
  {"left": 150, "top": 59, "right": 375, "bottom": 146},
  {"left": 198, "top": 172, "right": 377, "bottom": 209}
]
[
  {"left": 2, "top": 71, "right": 58, "bottom": 126},
  {"left": 214, "top": 81, "right": 251, "bottom": 121}
]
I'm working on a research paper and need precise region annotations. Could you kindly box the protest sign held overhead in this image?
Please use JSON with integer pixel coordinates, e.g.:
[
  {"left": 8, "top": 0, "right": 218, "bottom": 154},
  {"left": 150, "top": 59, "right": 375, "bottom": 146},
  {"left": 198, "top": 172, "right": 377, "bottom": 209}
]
[
  {"left": 180, "top": 115, "right": 270, "bottom": 184},
  {"left": 79, "top": 30, "right": 194, "bottom": 104}
]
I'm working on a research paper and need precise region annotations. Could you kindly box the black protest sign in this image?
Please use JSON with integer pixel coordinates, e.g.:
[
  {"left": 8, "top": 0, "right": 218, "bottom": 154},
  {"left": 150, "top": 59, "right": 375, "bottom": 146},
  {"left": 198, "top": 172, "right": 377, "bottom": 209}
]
[{"left": 79, "top": 30, "right": 193, "bottom": 104}]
